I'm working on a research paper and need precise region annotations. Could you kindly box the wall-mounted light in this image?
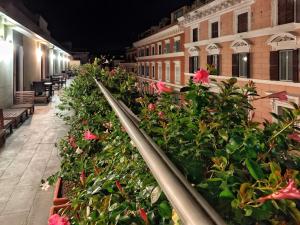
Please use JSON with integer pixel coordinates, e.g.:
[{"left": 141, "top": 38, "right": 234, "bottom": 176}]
[
  {"left": 36, "top": 47, "right": 43, "bottom": 61},
  {"left": 242, "top": 56, "right": 248, "bottom": 62},
  {"left": 0, "top": 39, "right": 13, "bottom": 63}
]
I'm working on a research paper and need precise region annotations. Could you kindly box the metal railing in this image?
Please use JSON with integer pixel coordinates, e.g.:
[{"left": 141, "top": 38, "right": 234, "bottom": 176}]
[{"left": 95, "top": 79, "right": 226, "bottom": 225}]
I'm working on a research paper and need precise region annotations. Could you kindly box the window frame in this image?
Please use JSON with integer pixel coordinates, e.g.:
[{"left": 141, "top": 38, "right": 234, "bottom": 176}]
[
  {"left": 174, "top": 61, "right": 181, "bottom": 84},
  {"left": 279, "top": 49, "right": 293, "bottom": 81},
  {"left": 234, "top": 7, "right": 251, "bottom": 34},
  {"left": 209, "top": 17, "right": 220, "bottom": 39},
  {"left": 165, "top": 61, "right": 171, "bottom": 82},
  {"left": 157, "top": 62, "right": 162, "bottom": 80}
]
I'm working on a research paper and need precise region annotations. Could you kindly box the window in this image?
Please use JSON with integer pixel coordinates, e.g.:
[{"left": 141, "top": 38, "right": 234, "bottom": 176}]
[
  {"left": 165, "top": 62, "right": 170, "bottom": 82},
  {"left": 189, "top": 56, "right": 199, "bottom": 73},
  {"left": 211, "top": 22, "right": 219, "bottom": 38},
  {"left": 145, "top": 65, "right": 149, "bottom": 77},
  {"left": 174, "top": 39, "right": 181, "bottom": 52},
  {"left": 152, "top": 46, "right": 155, "bottom": 55},
  {"left": 158, "top": 63, "right": 162, "bottom": 80},
  {"left": 146, "top": 47, "right": 150, "bottom": 56},
  {"left": 237, "top": 12, "right": 248, "bottom": 33},
  {"left": 141, "top": 65, "right": 145, "bottom": 76},
  {"left": 278, "top": 0, "right": 298, "bottom": 25},
  {"left": 158, "top": 43, "right": 162, "bottom": 55},
  {"left": 279, "top": 50, "right": 293, "bottom": 81},
  {"left": 232, "top": 53, "right": 250, "bottom": 77},
  {"left": 207, "top": 55, "right": 220, "bottom": 75},
  {"left": 270, "top": 50, "right": 299, "bottom": 82},
  {"left": 152, "top": 64, "right": 155, "bottom": 79},
  {"left": 192, "top": 28, "right": 198, "bottom": 42},
  {"left": 175, "top": 62, "right": 181, "bottom": 84},
  {"left": 165, "top": 42, "right": 171, "bottom": 54}
]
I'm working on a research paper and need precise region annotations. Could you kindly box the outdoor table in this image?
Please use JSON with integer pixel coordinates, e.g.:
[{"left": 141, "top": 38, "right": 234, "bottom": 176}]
[{"left": 44, "top": 82, "right": 53, "bottom": 97}]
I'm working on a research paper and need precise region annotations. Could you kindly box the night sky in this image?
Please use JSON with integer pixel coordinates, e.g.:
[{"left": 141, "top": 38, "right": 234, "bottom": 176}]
[{"left": 22, "top": 0, "right": 194, "bottom": 55}]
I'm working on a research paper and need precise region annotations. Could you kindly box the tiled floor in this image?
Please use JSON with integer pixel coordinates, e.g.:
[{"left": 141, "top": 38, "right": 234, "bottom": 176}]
[{"left": 0, "top": 93, "right": 68, "bottom": 225}]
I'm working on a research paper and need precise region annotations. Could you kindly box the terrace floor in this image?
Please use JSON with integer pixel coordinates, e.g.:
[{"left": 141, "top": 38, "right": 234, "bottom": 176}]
[{"left": 0, "top": 93, "right": 68, "bottom": 225}]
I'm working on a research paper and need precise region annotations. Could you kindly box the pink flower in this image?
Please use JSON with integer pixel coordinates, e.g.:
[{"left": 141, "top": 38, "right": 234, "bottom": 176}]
[
  {"left": 156, "top": 81, "right": 173, "bottom": 94},
  {"left": 266, "top": 91, "right": 288, "bottom": 101},
  {"left": 68, "top": 136, "right": 77, "bottom": 149},
  {"left": 148, "top": 103, "right": 156, "bottom": 111},
  {"left": 80, "top": 171, "right": 86, "bottom": 186},
  {"left": 158, "top": 111, "right": 165, "bottom": 119},
  {"left": 48, "top": 214, "right": 70, "bottom": 225},
  {"left": 193, "top": 69, "right": 209, "bottom": 84},
  {"left": 83, "top": 131, "right": 98, "bottom": 140},
  {"left": 258, "top": 179, "right": 300, "bottom": 203},
  {"left": 150, "top": 82, "right": 158, "bottom": 92},
  {"left": 139, "top": 208, "right": 149, "bottom": 224},
  {"left": 116, "top": 180, "right": 124, "bottom": 193},
  {"left": 288, "top": 133, "right": 300, "bottom": 143}
]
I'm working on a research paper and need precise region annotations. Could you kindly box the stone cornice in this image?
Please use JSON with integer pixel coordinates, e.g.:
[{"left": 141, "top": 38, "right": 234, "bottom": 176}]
[
  {"left": 133, "top": 25, "right": 184, "bottom": 48},
  {"left": 180, "top": 0, "right": 255, "bottom": 27}
]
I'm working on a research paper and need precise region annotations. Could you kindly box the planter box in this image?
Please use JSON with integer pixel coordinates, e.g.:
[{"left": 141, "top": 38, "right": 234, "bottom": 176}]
[
  {"left": 49, "top": 203, "right": 71, "bottom": 217},
  {"left": 53, "top": 177, "right": 69, "bottom": 206}
]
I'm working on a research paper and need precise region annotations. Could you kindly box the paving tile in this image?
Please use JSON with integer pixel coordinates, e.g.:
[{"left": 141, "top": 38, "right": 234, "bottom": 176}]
[
  {"left": 26, "top": 188, "right": 54, "bottom": 225},
  {"left": 0, "top": 212, "right": 28, "bottom": 225},
  {"left": 2, "top": 185, "right": 36, "bottom": 215},
  {"left": 0, "top": 90, "right": 66, "bottom": 224}
]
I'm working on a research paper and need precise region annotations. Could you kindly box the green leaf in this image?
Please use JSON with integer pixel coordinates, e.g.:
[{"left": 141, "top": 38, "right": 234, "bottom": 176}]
[
  {"left": 218, "top": 129, "right": 228, "bottom": 141},
  {"left": 158, "top": 201, "right": 172, "bottom": 219},
  {"left": 219, "top": 187, "right": 234, "bottom": 199},
  {"left": 245, "top": 159, "right": 264, "bottom": 180}
]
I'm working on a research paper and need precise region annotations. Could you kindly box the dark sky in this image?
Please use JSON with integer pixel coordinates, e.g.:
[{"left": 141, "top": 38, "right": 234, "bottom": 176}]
[{"left": 22, "top": 0, "right": 194, "bottom": 55}]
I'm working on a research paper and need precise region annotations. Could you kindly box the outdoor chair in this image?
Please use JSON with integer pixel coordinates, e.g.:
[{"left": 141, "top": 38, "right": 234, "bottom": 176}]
[
  {"left": 50, "top": 75, "right": 62, "bottom": 90},
  {"left": 10, "top": 91, "right": 35, "bottom": 114},
  {"left": 33, "top": 81, "right": 49, "bottom": 103}
]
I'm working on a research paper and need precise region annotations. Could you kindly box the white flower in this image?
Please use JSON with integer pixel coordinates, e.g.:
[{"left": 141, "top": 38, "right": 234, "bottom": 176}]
[
  {"left": 75, "top": 147, "right": 83, "bottom": 154},
  {"left": 104, "top": 129, "right": 110, "bottom": 134},
  {"left": 41, "top": 181, "right": 50, "bottom": 191}
]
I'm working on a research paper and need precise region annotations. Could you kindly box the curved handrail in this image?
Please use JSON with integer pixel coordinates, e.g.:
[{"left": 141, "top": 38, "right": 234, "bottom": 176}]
[{"left": 95, "top": 78, "right": 226, "bottom": 225}]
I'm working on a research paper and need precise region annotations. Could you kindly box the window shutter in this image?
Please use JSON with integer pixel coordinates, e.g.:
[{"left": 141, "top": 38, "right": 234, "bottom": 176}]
[
  {"left": 286, "top": 0, "right": 295, "bottom": 23},
  {"left": 270, "top": 51, "right": 279, "bottom": 81},
  {"left": 246, "top": 53, "right": 251, "bottom": 78},
  {"left": 232, "top": 54, "right": 239, "bottom": 77},
  {"left": 207, "top": 55, "right": 212, "bottom": 65},
  {"left": 189, "top": 57, "right": 194, "bottom": 73},
  {"left": 278, "top": 0, "right": 287, "bottom": 25},
  {"left": 297, "top": 0, "right": 300, "bottom": 22},
  {"left": 293, "top": 49, "right": 299, "bottom": 82},
  {"left": 238, "top": 13, "right": 248, "bottom": 33}
]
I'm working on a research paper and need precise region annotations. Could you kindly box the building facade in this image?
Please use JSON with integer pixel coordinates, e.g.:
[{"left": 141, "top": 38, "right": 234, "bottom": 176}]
[
  {"left": 134, "top": 0, "right": 300, "bottom": 123},
  {"left": 0, "top": 0, "right": 71, "bottom": 108},
  {"left": 134, "top": 7, "right": 189, "bottom": 93}
]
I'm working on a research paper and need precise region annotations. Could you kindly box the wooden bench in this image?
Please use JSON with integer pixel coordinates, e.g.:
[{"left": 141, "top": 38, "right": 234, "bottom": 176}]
[
  {"left": 10, "top": 91, "right": 35, "bottom": 114},
  {"left": 3, "top": 108, "right": 28, "bottom": 128},
  {"left": 0, "top": 109, "right": 13, "bottom": 135},
  {"left": 0, "top": 109, "right": 6, "bottom": 147}
]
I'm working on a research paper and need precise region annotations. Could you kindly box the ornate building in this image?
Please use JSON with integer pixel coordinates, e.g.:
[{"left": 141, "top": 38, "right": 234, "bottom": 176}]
[{"left": 133, "top": 0, "right": 300, "bottom": 123}]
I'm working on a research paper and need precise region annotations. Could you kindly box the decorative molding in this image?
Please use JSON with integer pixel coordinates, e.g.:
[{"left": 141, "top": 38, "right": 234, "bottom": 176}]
[
  {"left": 180, "top": 0, "right": 255, "bottom": 27},
  {"left": 230, "top": 39, "right": 250, "bottom": 53},
  {"left": 133, "top": 25, "right": 184, "bottom": 47},
  {"left": 184, "top": 23, "right": 300, "bottom": 49},
  {"left": 205, "top": 43, "right": 220, "bottom": 55},
  {"left": 188, "top": 46, "right": 200, "bottom": 56},
  {"left": 267, "top": 32, "right": 300, "bottom": 50},
  {"left": 137, "top": 52, "right": 184, "bottom": 60}
]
